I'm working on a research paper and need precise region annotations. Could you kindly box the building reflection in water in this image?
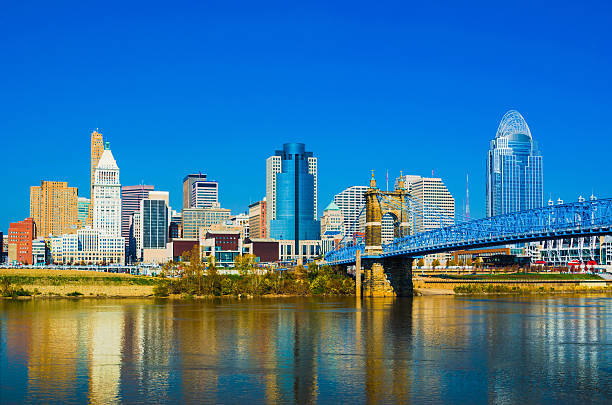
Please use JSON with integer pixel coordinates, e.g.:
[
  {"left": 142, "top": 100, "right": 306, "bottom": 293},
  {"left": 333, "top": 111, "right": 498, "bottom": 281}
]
[{"left": 1, "top": 296, "right": 611, "bottom": 403}]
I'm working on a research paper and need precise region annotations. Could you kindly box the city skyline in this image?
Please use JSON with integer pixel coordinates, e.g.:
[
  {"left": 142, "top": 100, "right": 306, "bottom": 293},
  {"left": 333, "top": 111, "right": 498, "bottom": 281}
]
[{"left": 1, "top": 1, "right": 611, "bottom": 233}]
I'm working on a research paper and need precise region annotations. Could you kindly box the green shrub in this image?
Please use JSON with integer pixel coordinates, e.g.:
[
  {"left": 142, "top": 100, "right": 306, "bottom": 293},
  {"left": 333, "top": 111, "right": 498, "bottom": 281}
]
[
  {"left": 66, "top": 291, "right": 83, "bottom": 297},
  {"left": 153, "top": 282, "right": 170, "bottom": 297}
]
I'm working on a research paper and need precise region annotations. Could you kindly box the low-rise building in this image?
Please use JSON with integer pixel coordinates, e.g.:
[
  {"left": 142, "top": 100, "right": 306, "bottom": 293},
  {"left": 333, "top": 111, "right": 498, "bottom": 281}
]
[
  {"left": 32, "top": 238, "right": 48, "bottom": 265},
  {"left": 243, "top": 238, "right": 279, "bottom": 263},
  {"left": 278, "top": 239, "right": 321, "bottom": 262},
  {"left": 199, "top": 230, "right": 243, "bottom": 267},
  {"left": 50, "top": 228, "right": 124, "bottom": 265}
]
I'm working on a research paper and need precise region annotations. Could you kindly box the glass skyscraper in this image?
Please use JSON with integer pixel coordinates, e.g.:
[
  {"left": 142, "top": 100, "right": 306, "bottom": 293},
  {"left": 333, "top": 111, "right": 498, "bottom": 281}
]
[
  {"left": 269, "top": 143, "right": 320, "bottom": 247},
  {"left": 487, "top": 110, "right": 543, "bottom": 217}
]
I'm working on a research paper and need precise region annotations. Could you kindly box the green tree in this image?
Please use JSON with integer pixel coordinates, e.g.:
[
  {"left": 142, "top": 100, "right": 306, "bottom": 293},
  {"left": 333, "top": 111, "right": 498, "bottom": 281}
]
[
  {"left": 466, "top": 258, "right": 473, "bottom": 267},
  {"left": 432, "top": 259, "right": 440, "bottom": 270},
  {"left": 417, "top": 258, "right": 425, "bottom": 268},
  {"left": 474, "top": 257, "right": 483, "bottom": 269},
  {"left": 206, "top": 255, "right": 221, "bottom": 295}
]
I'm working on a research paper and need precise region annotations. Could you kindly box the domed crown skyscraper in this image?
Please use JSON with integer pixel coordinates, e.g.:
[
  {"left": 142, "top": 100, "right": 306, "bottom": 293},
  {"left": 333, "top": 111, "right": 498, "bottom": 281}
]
[{"left": 486, "top": 110, "right": 543, "bottom": 217}]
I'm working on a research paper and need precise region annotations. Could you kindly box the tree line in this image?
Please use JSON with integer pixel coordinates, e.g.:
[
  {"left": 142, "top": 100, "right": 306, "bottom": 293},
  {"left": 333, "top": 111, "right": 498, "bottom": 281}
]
[{"left": 153, "top": 246, "right": 355, "bottom": 297}]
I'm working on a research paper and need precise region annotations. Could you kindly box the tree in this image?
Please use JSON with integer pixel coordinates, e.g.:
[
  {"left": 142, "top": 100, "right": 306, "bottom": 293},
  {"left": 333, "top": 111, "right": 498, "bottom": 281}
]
[
  {"left": 189, "top": 245, "right": 204, "bottom": 293},
  {"left": 432, "top": 259, "right": 440, "bottom": 270},
  {"left": 467, "top": 258, "right": 473, "bottom": 267},
  {"left": 474, "top": 257, "right": 483, "bottom": 269},
  {"left": 234, "top": 254, "right": 258, "bottom": 294},
  {"left": 458, "top": 259, "right": 465, "bottom": 267},
  {"left": 417, "top": 258, "right": 425, "bottom": 268}
]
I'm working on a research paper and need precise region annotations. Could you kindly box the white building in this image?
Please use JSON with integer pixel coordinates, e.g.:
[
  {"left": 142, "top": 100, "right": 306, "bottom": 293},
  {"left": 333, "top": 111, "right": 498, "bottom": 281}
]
[
  {"left": 333, "top": 186, "right": 368, "bottom": 240},
  {"left": 231, "top": 212, "right": 250, "bottom": 239},
  {"left": 320, "top": 202, "right": 344, "bottom": 235},
  {"left": 266, "top": 154, "right": 318, "bottom": 230},
  {"left": 192, "top": 179, "right": 219, "bottom": 209},
  {"left": 396, "top": 175, "right": 455, "bottom": 233},
  {"left": 32, "top": 238, "right": 47, "bottom": 265},
  {"left": 278, "top": 239, "right": 321, "bottom": 262},
  {"left": 51, "top": 228, "right": 124, "bottom": 265},
  {"left": 93, "top": 143, "right": 122, "bottom": 237}
]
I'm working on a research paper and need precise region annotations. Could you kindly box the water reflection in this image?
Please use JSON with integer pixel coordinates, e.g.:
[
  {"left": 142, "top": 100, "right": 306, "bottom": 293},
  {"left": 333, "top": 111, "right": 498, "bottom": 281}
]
[{"left": 1, "top": 296, "right": 611, "bottom": 404}]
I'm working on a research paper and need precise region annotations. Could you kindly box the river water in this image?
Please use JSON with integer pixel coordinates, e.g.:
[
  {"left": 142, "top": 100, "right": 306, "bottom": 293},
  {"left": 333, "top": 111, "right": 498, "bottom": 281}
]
[{"left": 1, "top": 296, "right": 611, "bottom": 404}]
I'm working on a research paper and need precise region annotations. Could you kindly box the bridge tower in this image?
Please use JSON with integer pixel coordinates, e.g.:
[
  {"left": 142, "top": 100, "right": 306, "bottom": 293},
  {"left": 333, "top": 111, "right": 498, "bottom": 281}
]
[{"left": 360, "top": 172, "right": 413, "bottom": 297}]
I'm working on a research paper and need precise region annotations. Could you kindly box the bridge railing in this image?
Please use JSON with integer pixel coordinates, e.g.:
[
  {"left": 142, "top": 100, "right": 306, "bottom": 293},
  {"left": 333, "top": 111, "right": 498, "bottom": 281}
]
[
  {"left": 324, "top": 243, "right": 364, "bottom": 264},
  {"left": 383, "top": 198, "right": 612, "bottom": 255}
]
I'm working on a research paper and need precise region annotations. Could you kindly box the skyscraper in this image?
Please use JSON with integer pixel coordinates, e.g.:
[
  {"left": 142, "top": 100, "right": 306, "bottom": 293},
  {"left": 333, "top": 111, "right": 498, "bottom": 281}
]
[
  {"left": 121, "top": 184, "right": 154, "bottom": 257},
  {"left": 89, "top": 130, "right": 104, "bottom": 226},
  {"left": 93, "top": 143, "right": 121, "bottom": 237},
  {"left": 487, "top": 110, "right": 543, "bottom": 217},
  {"left": 29, "top": 180, "right": 79, "bottom": 237},
  {"left": 268, "top": 143, "right": 320, "bottom": 248},
  {"left": 139, "top": 191, "right": 170, "bottom": 263},
  {"left": 267, "top": 146, "right": 317, "bottom": 230},
  {"left": 333, "top": 186, "right": 368, "bottom": 240},
  {"left": 182, "top": 174, "right": 219, "bottom": 209}
]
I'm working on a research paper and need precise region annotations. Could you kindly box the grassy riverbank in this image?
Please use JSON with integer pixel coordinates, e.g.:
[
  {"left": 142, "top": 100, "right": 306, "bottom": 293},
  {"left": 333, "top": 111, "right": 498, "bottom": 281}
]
[
  {"left": 436, "top": 272, "right": 603, "bottom": 281},
  {"left": 0, "top": 268, "right": 159, "bottom": 298}
]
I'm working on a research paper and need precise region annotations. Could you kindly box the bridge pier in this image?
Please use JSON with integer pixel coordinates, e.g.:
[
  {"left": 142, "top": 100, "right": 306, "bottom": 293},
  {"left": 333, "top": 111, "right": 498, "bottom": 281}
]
[{"left": 363, "top": 256, "right": 413, "bottom": 297}]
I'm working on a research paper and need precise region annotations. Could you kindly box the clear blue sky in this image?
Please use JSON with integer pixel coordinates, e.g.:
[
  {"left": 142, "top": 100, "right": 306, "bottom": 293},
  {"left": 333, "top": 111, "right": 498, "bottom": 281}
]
[{"left": 1, "top": 0, "right": 611, "bottom": 232}]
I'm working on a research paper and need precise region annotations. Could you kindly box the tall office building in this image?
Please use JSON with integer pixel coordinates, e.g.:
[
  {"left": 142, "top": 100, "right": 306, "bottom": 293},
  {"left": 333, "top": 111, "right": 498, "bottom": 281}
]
[
  {"left": 29, "top": 180, "right": 79, "bottom": 237},
  {"left": 333, "top": 186, "right": 368, "bottom": 240},
  {"left": 248, "top": 199, "right": 267, "bottom": 239},
  {"left": 268, "top": 143, "right": 320, "bottom": 248},
  {"left": 89, "top": 130, "right": 104, "bottom": 226},
  {"left": 141, "top": 191, "right": 169, "bottom": 249},
  {"left": 487, "top": 110, "right": 543, "bottom": 216},
  {"left": 77, "top": 197, "right": 90, "bottom": 228},
  {"left": 182, "top": 174, "right": 219, "bottom": 209},
  {"left": 266, "top": 145, "right": 318, "bottom": 229},
  {"left": 93, "top": 143, "right": 122, "bottom": 237},
  {"left": 121, "top": 185, "right": 154, "bottom": 255}
]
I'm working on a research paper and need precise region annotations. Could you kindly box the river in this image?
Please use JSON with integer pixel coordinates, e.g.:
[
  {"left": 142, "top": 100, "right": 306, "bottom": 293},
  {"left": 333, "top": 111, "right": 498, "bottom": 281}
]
[{"left": 1, "top": 296, "right": 611, "bottom": 404}]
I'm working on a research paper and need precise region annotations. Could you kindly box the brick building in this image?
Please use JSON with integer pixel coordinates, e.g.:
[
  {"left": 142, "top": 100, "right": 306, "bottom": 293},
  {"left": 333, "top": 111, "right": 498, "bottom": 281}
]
[{"left": 8, "top": 217, "right": 36, "bottom": 265}]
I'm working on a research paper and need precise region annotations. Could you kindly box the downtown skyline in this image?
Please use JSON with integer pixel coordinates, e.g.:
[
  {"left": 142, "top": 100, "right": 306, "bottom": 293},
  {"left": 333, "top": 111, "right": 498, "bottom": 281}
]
[{"left": 1, "top": 1, "right": 611, "bottom": 232}]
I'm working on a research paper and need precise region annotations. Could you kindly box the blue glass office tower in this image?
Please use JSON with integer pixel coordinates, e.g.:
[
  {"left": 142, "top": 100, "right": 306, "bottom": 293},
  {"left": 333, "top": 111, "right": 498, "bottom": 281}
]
[
  {"left": 487, "top": 110, "right": 543, "bottom": 217},
  {"left": 269, "top": 143, "right": 320, "bottom": 249}
]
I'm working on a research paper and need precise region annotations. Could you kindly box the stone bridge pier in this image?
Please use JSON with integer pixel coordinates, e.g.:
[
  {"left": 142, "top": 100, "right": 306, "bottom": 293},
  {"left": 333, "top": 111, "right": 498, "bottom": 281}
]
[
  {"left": 332, "top": 255, "right": 413, "bottom": 297},
  {"left": 360, "top": 255, "right": 413, "bottom": 297}
]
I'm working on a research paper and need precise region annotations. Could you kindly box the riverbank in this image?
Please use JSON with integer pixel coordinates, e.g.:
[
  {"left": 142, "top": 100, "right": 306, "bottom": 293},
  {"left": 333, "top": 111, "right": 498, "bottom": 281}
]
[
  {"left": 3, "top": 268, "right": 612, "bottom": 299},
  {"left": 414, "top": 273, "right": 612, "bottom": 295},
  {"left": 0, "top": 268, "right": 158, "bottom": 298}
]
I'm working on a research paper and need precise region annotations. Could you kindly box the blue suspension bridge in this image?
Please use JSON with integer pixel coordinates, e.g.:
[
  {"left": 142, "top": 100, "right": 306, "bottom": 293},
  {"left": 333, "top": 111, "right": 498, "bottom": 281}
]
[{"left": 324, "top": 176, "right": 612, "bottom": 280}]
